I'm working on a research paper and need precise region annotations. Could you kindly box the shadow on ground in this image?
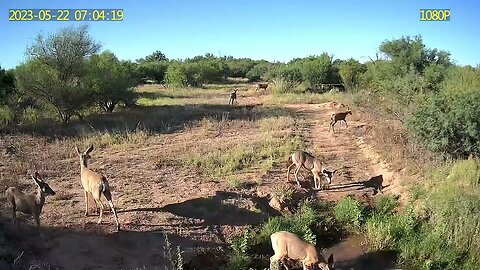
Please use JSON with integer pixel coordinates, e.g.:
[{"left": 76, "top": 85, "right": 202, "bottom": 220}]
[{"left": 11, "top": 103, "right": 293, "bottom": 139}]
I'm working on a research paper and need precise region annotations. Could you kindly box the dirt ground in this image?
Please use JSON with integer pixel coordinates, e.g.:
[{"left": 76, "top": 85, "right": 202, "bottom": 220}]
[{"left": 0, "top": 88, "right": 405, "bottom": 270}]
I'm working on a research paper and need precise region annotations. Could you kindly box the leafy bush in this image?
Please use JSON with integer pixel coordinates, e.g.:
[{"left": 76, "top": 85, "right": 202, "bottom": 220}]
[
  {"left": 364, "top": 159, "right": 480, "bottom": 269},
  {"left": 164, "top": 63, "right": 188, "bottom": 87},
  {"left": 138, "top": 61, "right": 169, "bottom": 83},
  {"left": 246, "top": 62, "right": 271, "bottom": 81},
  {"left": 338, "top": 58, "right": 366, "bottom": 90},
  {"left": 85, "top": 51, "right": 138, "bottom": 113},
  {"left": 374, "top": 195, "right": 399, "bottom": 216},
  {"left": 408, "top": 87, "right": 480, "bottom": 157},
  {"left": 333, "top": 196, "right": 365, "bottom": 227}
]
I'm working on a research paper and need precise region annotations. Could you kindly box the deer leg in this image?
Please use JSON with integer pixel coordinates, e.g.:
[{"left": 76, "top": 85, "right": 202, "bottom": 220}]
[
  {"left": 286, "top": 163, "right": 295, "bottom": 183},
  {"left": 11, "top": 202, "right": 16, "bottom": 225},
  {"left": 34, "top": 214, "right": 44, "bottom": 239},
  {"left": 84, "top": 191, "right": 89, "bottom": 216},
  {"left": 294, "top": 166, "right": 302, "bottom": 187},
  {"left": 107, "top": 199, "right": 120, "bottom": 231},
  {"left": 95, "top": 198, "right": 104, "bottom": 224},
  {"left": 344, "top": 120, "right": 348, "bottom": 128}
]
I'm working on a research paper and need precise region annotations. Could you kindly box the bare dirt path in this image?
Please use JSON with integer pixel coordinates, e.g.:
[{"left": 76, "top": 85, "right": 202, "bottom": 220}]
[{"left": 254, "top": 101, "right": 404, "bottom": 269}]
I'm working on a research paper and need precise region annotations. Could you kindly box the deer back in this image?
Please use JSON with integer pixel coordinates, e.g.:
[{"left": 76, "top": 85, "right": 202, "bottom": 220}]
[{"left": 271, "top": 231, "right": 319, "bottom": 263}]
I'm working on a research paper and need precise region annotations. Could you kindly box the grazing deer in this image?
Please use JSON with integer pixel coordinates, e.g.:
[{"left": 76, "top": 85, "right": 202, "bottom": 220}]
[
  {"left": 229, "top": 89, "right": 237, "bottom": 105},
  {"left": 256, "top": 83, "right": 268, "bottom": 91},
  {"left": 5, "top": 172, "right": 56, "bottom": 238},
  {"left": 270, "top": 231, "right": 335, "bottom": 270},
  {"left": 75, "top": 145, "right": 120, "bottom": 231},
  {"left": 329, "top": 106, "right": 352, "bottom": 133},
  {"left": 287, "top": 151, "right": 336, "bottom": 190}
]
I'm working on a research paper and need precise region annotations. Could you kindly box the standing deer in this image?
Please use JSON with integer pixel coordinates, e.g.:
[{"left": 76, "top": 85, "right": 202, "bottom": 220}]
[
  {"left": 329, "top": 107, "right": 352, "bottom": 133},
  {"left": 229, "top": 89, "right": 237, "bottom": 105},
  {"left": 287, "top": 150, "right": 336, "bottom": 190},
  {"left": 75, "top": 145, "right": 120, "bottom": 231},
  {"left": 270, "top": 231, "right": 335, "bottom": 270},
  {"left": 256, "top": 83, "right": 268, "bottom": 91},
  {"left": 5, "top": 172, "right": 56, "bottom": 238}
]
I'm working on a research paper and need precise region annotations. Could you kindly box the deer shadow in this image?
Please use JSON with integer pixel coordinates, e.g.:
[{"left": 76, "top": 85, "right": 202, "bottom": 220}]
[{"left": 328, "top": 175, "right": 387, "bottom": 195}]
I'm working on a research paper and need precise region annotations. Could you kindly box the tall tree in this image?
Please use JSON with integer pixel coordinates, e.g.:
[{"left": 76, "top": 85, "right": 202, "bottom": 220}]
[{"left": 16, "top": 25, "right": 100, "bottom": 123}]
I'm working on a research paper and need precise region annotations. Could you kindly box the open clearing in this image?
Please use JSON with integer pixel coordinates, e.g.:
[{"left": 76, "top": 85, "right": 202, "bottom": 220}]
[{"left": 0, "top": 84, "right": 405, "bottom": 270}]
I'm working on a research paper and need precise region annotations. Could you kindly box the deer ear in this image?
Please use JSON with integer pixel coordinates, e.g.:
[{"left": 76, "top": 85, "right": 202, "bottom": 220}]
[
  {"left": 328, "top": 254, "right": 334, "bottom": 269},
  {"left": 31, "top": 174, "right": 41, "bottom": 185},
  {"left": 75, "top": 146, "right": 81, "bottom": 155},
  {"left": 85, "top": 145, "right": 94, "bottom": 154}
]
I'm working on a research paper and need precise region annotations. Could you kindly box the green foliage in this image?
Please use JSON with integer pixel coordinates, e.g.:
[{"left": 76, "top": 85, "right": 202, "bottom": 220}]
[
  {"left": 85, "top": 51, "right": 138, "bottom": 113},
  {"left": 139, "top": 50, "right": 168, "bottom": 63},
  {"left": 163, "top": 233, "right": 184, "bottom": 270},
  {"left": 338, "top": 58, "right": 366, "bottom": 90},
  {"left": 333, "top": 196, "right": 365, "bottom": 228},
  {"left": 246, "top": 62, "right": 271, "bottom": 81},
  {"left": 292, "top": 53, "right": 337, "bottom": 87},
  {"left": 225, "top": 57, "right": 257, "bottom": 78},
  {"left": 0, "top": 66, "right": 15, "bottom": 105},
  {"left": 379, "top": 35, "right": 451, "bottom": 75},
  {"left": 138, "top": 61, "right": 169, "bottom": 83},
  {"left": 364, "top": 160, "right": 480, "bottom": 269},
  {"left": 374, "top": 195, "right": 399, "bottom": 216},
  {"left": 164, "top": 63, "right": 188, "bottom": 87},
  {"left": 15, "top": 60, "right": 92, "bottom": 123},
  {"left": 408, "top": 86, "right": 480, "bottom": 157},
  {"left": 16, "top": 25, "right": 100, "bottom": 123},
  {"left": 258, "top": 201, "right": 319, "bottom": 245}
]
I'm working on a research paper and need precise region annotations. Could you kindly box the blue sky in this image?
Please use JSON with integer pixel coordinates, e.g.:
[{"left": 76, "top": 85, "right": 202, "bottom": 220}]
[{"left": 1, "top": 0, "right": 479, "bottom": 69}]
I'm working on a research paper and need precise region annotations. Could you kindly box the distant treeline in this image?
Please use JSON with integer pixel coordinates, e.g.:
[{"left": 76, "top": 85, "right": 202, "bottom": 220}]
[{"left": 1, "top": 25, "right": 479, "bottom": 158}]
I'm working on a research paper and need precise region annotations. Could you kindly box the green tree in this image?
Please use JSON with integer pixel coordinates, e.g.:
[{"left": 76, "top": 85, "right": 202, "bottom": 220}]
[
  {"left": 138, "top": 50, "right": 168, "bottom": 63},
  {"left": 0, "top": 66, "right": 15, "bottom": 105},
  {"left": 138, "top": 61, "right": 169, "bottom": 83},
  {"left": 338, "top": 59, "right": 366, "bottom": 90},
  {"left": 16, "top": 25, "right": 100, "bottom": 123},
  {"left": 164, "top": 62, "right": 187, "bottom": 87},
  {"left": 85, "top": 51, "right": 138, "bottom": 113}
]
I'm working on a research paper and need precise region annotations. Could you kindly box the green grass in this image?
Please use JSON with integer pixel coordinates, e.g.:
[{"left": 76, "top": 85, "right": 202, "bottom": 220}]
[
  {"left": 225, "top": 200, "right": 337, "bottom": 270},
  {"left": 333, "top": 196, "right": 365, "bottom": 228},
  {"left": 363, "top": 158, "right": 480, "bottom": 270}
]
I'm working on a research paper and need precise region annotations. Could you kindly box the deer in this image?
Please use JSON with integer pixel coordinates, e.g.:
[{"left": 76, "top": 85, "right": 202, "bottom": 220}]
[
  {"left": 329, "top": 106, "right": 352, "bottom": 133},
  {"left": 5, "top": 172, "right": 56, "bottom": 238},
  {"left": 75, "top": 145, "right": 120, "bottom": 231},
  {"left": 270, "top": 231, "right": 335, "bottom": 270},
  {"left": 256, "top": 83, "right": 268, "bottom": 91},
  {"left": 287, "top": 150, "right": 336, "bottom": 190},
  {"left": 229, "top": 88, "right": 237, "bottom": 105}
]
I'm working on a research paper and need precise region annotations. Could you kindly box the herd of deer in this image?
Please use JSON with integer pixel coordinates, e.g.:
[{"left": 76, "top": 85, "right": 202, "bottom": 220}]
[{"left": 4, "top": 96, "right": 353, "bottom": 270}]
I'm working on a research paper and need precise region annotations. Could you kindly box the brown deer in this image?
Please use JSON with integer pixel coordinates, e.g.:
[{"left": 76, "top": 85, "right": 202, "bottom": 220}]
[
  {"left": 229, "top": 89, "right": 237, "bottom": 105},
  {"left": 270, "top": 231, "right": 335, "bottom": 270},
  {"left": 256, "top": 83, "right": 268, "bottom": 91},
  {"left": 75, "top": 145, "right": 120, "bottom": 231},
  {"left": 5, "top": 172, "right": 56, "bottom": 238},
  {"left": 287, "top": 150, "right": 336, "bottom": 190},
  {"left": 329, "top": 106, "right": 352, "bottom": 133}
]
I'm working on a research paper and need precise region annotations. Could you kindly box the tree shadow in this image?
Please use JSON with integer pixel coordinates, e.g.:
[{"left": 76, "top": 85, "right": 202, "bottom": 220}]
[
  {"left": 161, "top": 191, "right": 269, "bottom": 226},
  {"left": 12, "top": 103, "right": 292, "bottom": 139},
  {"left": 0, "top": 213, "right": 223, "bottom": 270}
]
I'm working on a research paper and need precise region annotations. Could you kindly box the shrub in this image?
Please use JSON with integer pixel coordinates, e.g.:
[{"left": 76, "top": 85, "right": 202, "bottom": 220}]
[
  {"left": 85, "top": 51, "right": 138, "bottom": 113},
  {"left": 374, "top": 195, "right": 399, "bottom": 216},
  {"left": 164, "top": 63, "right": 188, "bottom": 87},
  {"left": 408, "top": 87, "right": 480, "bottom": 157},
  {"left": 333, "top": 196, "right": 365, "bottom": 228}
]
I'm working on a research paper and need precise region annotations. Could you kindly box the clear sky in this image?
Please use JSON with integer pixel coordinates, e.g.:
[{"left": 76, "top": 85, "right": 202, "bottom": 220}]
[{"left": 0, "top": 0, "right": 478, "bottom": 69}]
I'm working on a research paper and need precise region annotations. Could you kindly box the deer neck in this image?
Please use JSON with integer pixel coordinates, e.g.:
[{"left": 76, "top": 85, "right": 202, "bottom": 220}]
[
  {"left": 80, "top": 158, "right": 88, "bottom": 173},
  {"left": 36, "top": 186, "right": 46, "bottom": 210}
]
